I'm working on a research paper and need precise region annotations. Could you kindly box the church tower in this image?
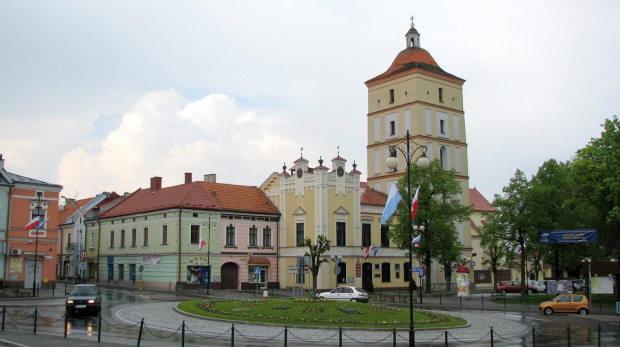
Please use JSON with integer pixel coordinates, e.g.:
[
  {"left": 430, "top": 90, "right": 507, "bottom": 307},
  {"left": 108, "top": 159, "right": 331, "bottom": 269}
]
[{"left": 365, "top": 18, "right": 472, "bottom": 275}]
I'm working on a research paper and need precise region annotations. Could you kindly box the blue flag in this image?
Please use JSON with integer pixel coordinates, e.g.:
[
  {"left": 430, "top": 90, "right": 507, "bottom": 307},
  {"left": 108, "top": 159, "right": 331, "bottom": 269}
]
[
  {"left": 380, "top": 184, "right": 402, "bottom": 224},
  {"left": 373, "top": 244, "right": 383, "bottom": 256}
]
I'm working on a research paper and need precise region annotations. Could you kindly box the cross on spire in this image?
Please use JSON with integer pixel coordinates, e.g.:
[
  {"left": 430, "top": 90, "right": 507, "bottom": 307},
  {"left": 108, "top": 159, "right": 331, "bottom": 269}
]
[{"left": 410, "top": 15, "right": 415, "bottom": 28}]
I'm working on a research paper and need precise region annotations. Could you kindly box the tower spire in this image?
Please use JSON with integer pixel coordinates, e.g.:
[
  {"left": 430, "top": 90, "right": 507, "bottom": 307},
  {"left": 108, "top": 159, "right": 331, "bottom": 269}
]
[{"left": 406, "top": 16, "right": 421, "bottom": 48}]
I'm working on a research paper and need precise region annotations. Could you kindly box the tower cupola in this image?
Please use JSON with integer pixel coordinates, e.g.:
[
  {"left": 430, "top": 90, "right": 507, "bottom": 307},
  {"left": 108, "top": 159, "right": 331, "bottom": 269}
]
[{"left": 405, "top": 16, "right": 421, "bottom": 48}]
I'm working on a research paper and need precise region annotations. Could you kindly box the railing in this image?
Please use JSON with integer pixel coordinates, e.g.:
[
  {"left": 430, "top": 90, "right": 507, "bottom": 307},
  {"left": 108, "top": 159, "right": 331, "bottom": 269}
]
[{"left": 1, "top": 306, "right": 619, "bottom": 346}]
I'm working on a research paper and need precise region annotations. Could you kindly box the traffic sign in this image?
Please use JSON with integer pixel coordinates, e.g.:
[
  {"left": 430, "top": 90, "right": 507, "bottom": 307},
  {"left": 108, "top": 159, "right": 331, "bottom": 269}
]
[
  {"left": 419, "top": 268, "right": 426, "bottom": 278},
  {"left": 254, "top": 267, "right": 261, "bottom": 275},
  {"left": 79, "top": 251, "right": 87, "bottom": 258},
  {"left": 287, "top": 266, "right": 299, "bottom": 274},
  {"left": 412, "top": 267, "right": 421, "bottom": 273}
]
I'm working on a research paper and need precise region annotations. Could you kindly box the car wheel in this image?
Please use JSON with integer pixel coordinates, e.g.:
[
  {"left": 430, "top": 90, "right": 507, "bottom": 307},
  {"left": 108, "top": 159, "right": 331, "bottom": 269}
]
[
  {"left": 578, "top": 308, "right": 588, "bottom": 315},
  {"left": 500, "top": 290, "right": 506, "bottom": 295},
  {"left": 544, "top": 307, "right": 554, "bottom": 315},
  {"left": 527, "top": 289, "right": 533, "bottom": 295}
]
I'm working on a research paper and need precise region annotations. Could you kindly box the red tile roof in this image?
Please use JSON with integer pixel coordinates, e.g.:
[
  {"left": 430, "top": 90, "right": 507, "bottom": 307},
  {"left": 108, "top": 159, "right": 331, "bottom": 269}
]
[
  {"left": 102, "top": 181, "right": 279, "bottom": 218},
  {"left": 58, "top": 198, "right": 91, "bottom": 223},
  {"left": 361, "top": 184, "right": 387, "bottom": 207},
  {"left": 469, "top": 188, "right": 495, "bottom": 212}
]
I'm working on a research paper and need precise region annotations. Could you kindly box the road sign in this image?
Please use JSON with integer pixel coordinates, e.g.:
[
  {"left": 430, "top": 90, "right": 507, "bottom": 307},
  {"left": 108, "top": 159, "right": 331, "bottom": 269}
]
[
  {"left": 412, "top": 267, "right": 421, "bottom": 273},
  {"left": 333, "top": 266, "right": 340, "bottom": 275},
  {"left": 79, "top": 251, "right": 87, "bottom": 258},
  {"left": 287, "top": 266, "right": 299, "bottom": 274},
  {"left": 304, "top": 265, "right": 310, "bottom": 273},
  {"left": 419, "top": 268, "right": 426, "bottom": 278},
  {"left": 254, "top": 267, "right": 261, "bottom": 275}
]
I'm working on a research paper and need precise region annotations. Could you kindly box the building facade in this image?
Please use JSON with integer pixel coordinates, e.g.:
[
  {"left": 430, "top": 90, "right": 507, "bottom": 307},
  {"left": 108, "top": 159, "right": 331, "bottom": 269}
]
[
  {"left": 0, "top": 154, "right": 62, "bottom": 289},
  {"left": 365, "top": 21, "right": 473, "bottom": 287}
]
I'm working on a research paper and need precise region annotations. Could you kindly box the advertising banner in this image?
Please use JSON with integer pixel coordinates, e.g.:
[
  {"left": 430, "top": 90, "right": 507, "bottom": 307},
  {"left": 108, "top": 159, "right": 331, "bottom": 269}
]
[
  {"left": 591, "top": 277, "right": 614, "bottom": 294},
  {"left": 456, "top": 273, "right": 469, "bottom": 297},
  {"left": 538, "top": 229, "right": 597, "bottom": 243}
]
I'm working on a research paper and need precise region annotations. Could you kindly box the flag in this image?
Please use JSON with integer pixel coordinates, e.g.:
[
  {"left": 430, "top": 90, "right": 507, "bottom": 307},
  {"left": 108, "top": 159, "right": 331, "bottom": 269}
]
[
  {"left": 380, "top": 184, "right": 403, "bottom": 224},
  {"left": 25, "top": 218, "right": 40, "bottom": 231},
  {"left": 373, "top": 244, "right": 383, "bottom": 256},
  {"left": 412, "top": 234, "right": 421, "bottom": 247},
  {"left": 198, "top": 238, "right": 207, "bottom": 251},
  {"left": 246, "top": 251, "right": 252, "bottom": 259},
  {"left": 364, "top": 245, "right": 373, "bottom": 260},
  {"left": 36, "top": 218, "right": 49, "bottom": 230},
  {"left": 411, "top": 185, "right": 420, "bottom": 220}
]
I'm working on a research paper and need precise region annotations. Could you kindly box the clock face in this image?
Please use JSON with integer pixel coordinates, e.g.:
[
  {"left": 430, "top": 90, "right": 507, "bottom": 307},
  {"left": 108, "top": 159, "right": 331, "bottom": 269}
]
[
  {"left": 337, "top": 167, "right": 344, "bottom": 177},
  {"left": 297, "top": 168, "right": 303, "bottom": 178}
]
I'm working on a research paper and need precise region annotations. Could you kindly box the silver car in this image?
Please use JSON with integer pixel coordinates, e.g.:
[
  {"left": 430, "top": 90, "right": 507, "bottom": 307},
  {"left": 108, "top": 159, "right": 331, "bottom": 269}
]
[
  {"left": 528, "top": 280, "right": 546, "bottom": 293},
  {"left": 316, "top": 286, "right": 369, "bottom": 303}
]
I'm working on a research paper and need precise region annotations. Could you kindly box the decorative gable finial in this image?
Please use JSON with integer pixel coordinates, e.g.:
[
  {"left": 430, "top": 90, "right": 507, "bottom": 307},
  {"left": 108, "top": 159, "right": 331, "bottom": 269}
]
[
  {"left": 353, "top": 161, "right": 357, "bottom": 170},
  {"left": 318, "top": 156, "right": 323, "bottom": 166},
  {"left": 283, "top": 163, "right": 287, "bottom": 172},
  {"left": 337, "top": 145, "right": 340, "bottom": 156},
  {"left": 300, "top": 147, "right": 304, "bottom": 158}
]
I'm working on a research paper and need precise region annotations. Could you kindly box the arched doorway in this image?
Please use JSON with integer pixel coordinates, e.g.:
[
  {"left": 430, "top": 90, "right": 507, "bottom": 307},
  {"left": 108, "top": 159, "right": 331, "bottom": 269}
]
[{"left": 221, "top": 262, "right": 239, "bottom": 289}]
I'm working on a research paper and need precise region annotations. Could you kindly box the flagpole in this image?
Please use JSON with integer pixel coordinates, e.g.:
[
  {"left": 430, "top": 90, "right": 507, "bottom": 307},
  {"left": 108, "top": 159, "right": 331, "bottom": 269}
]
[{"left": 386, "top": 130, "right": 430, "bottom": 347}]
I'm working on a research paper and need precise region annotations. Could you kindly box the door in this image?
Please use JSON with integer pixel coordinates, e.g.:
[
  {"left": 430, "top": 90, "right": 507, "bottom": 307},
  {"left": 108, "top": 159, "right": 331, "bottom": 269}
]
[
  {"left": 107, "top": 264, "right": 114, "bottom": 282},
  {"left": 24, "top": 259, "right": 41, "bottom": 289},
  {"left": 260, "top": 268, "right": 267, "bottom": 289},
  {"left": 221, "top": 263, "right": 238, "bottom": 289}
]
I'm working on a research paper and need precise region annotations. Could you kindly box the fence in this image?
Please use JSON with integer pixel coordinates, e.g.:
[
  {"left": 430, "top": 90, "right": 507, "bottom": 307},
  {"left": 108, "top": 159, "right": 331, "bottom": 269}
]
[{"left": 1, "top": 306, "right": 619, "bottom": 346}]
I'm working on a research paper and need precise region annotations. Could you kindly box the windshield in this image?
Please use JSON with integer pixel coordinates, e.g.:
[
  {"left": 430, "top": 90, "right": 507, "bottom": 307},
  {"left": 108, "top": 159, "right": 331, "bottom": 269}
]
[
  {"left": 551, "top": 295, "right": 563, "bottom": 302},
  {"left": 70, "top": 286, "right": 97, "bottom": 296}
]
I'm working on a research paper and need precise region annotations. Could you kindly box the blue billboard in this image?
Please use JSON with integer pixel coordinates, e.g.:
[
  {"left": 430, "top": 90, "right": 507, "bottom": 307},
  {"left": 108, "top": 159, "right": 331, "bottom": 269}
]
[{"left": 538, "top": 229, "right": 597, "bottom": 243}]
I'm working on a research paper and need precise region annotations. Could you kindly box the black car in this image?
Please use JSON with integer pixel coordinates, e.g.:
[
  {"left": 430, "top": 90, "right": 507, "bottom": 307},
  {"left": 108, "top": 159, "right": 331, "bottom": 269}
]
[{"left": 66, "top": 284, "right": 102, "bottom": 315}]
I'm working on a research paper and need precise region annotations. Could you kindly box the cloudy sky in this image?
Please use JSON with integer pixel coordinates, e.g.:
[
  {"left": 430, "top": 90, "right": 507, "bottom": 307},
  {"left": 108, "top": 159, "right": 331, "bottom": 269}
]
[{"left": 1, "top": 1, "right": 619, "bottom": 204}]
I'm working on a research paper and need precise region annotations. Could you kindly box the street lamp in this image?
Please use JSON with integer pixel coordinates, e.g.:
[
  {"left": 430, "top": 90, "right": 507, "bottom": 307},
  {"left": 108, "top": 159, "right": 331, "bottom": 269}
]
[
  {"left": 330, "top": 255, "right": 343, "bottom": 286},
  {"left": 30, "top": 192, "right": 48, "bottom": 297},
  {"left": 386, "top": 130, "right": 430, "bottom": 347},
  {"left": 413, "top": 224, "right": 425, "bottom": 304}
]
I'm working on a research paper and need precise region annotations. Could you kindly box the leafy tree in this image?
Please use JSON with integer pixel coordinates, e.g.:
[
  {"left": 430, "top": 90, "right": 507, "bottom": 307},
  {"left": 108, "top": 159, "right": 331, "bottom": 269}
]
[
  {"left": 492, "top": 169, "right": 533, "bottom": 301},
  {"left": 479, "top": 212, "right": 517, "bottom": 291},
  {"left": 303, "top": 235, "right": 331, "bottom": 292},
  {"left": 387, "top": 159, "right": 472, "bottom": 294}
]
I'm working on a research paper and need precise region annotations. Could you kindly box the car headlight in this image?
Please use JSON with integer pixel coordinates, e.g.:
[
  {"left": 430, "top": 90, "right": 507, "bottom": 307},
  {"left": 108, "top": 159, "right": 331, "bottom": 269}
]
[
  {"left": 88, "top": 300, "right": 95, "bottom": 304},
  {"left": 66, "top": 300, "right": 74, "bottom": 304}
]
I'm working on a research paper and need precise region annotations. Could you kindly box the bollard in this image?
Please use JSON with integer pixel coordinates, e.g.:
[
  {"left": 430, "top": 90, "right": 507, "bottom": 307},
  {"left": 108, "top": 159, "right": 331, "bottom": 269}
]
[
  {"left": 137, "top": 318, "right": 144, "bottom": 346},
  {"left": 445, "top": 330, "right": 448, "bottom": 346},
  {"left": 34, "top": 307, "right": 37, "bottom": 334},
  {"left": 490, "top": 327, "right": 494, "bottom": 346},
  {"left": 459, "top": 295, "right": 462, "bottom": 307},
  {"left": 98, "top": 314, "right": 102, "bottom": 343},
  {"left": 64, "top": 312, "right": 68, "bottom": 338},
  {"left": 393, "top": 328, "right": 396, "bottom": 346},
  {"left": 231, "top": 323, "right": 235, "bottom": 346},
  {"left": 52, "top": 284, "right": 55, "bottom": 297},
  {"left": 182, "top": 321, "right": 185, "bottom": 347},
  {"left": 567, "top": 325, "right": 571, "bottom": 347},
  {"left": 532, "top": 326, "right": 536, "bottom": 346},
  {"left": 339, "top": 327, "right": 342, "bottom": 346},
  {"left": 284, "top": 326, "right": 288, "bottom": 347},
  {"left": 1, "top": 306, "right": 5, "bottom": 331},
  {"left": 263, "top": 291, "right": 268, "bottom": 299}
]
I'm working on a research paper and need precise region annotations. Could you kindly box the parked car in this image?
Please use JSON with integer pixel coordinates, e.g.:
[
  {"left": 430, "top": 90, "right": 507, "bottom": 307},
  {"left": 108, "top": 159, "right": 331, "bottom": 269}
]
[
  {"left": 66, "top": 284, "right": 102, "bottom": 315},
  {"left": 316, "top": 286, "right": 369, "bottom": 303},
  {"left": 539, "top": 293, "right": 589, "bottom": 315},
  {"left": 496, "top": 281, "right": 537, "bottom": 295},
  {"left": 528, "top": 280, "right": 546, "bottom": 293},
  {"left": 573, "top": 279, "right": 586, "bottom": 292}
]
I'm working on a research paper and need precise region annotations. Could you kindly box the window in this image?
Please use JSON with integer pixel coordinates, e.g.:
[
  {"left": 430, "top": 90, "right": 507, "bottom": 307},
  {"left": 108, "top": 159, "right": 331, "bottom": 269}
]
[
  {"left": 296, "top": 223, "right": 304, "bottom": 246},
  {"left": 404, "top": 262, "right": 411, "bottom": 282},
  {"left": 438, "top": 88, "right": 443, "bottom": 103},
  {"left": 118, "top": 264, "right": 124, "bottom": 280},
  {"left": 191, "top": 225, "right": 200, "bottom": 245},
  {"left": 336, "top": 222, "right": 346, "bottom": 246},
  {"left": 120, "top": 230, "right": 126, "bottom": 248},
  {"left": 390, "top": 121, "right": 396, "bottom": 136},
  {"left": 362, "top": 224, "right": 371, "bottom": 247},
  {"left": 249, "top": 226, "right": 258, "bottom": 247},
  {"left": 440, "top": 119, "right": 445, "bottom": 134},
  {"left": 89, "top": 231, "right": 95, "bottom": 249},
  {"left": 131, "top": 229, "right": 137, "bottom": 247},
  {"left": 66, "top": 232, "right": 72, "bottom": 249},
  {"left": 109, "top": 230, "right": 115, "bottom": 248},
  {"left": 381, "top": 262, "right": 391, "bottom": 282},
  {"left": 263, "top": 227, "right": 272, "bottom": 247},
  {"left": 380, "top": 225, "right": 390, "bottom": 247},
  {"left": 440, "top": 146, "right": 449, "bottom": 170},
  {"left": 143, "top": 227, "right": 149, "bottom": 246},
  {"left": 389, "top": 89, "right": 394, "bottom": 104},
  {"left": 162, "top": 225, "right": 168, "bottom": 245},
  {"left": 225, "top": 225, "right": 236, "bottom": 246}
]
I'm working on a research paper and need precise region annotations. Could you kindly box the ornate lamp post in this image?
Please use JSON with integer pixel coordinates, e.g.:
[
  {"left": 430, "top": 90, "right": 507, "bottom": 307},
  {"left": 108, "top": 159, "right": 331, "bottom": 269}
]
[
  {"left": 30, "top": 192, "right": 48, "bottom": 297},
  {"left": 386, "top": 130, "right": 430, "bottom": 347},
  {"left": 330, "top": 255, "right": 343, "bottom": 286},
  {"left": 413, "top": 224, "right": 425, "bottom": 304}
]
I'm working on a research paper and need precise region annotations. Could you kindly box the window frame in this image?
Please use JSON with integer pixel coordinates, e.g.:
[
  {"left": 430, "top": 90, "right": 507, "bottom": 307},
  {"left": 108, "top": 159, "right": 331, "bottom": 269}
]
[
  {"left": 190, "top": 224, "right": 200, "bottom": 245},
  {"left": 249, "top": 226, "right": 258, "bottom": 247},
  {"left": 162, "top": 224, "right": 168, "bottom": 245},
  {"left": 362, "top": 223, "right": 371, "bottom": 247},
  {"left": 225, "top": 224, "right": 236, "bottom": 246},
  {"left": 109, "top": 230, "right": 115, "bottom": 248},
  {"left": 336, "top": 222, "right": 346, "bottom": 246},
  {"left": 120, "top": 229, "right": 126, "bottom": 248},
  {"left": 262, "top": 227, "right": 272, "bottom": 247},
  {"left": 296, "top": 223, "right": 305, "bottom": 246},
  {"left": 143, "top": 227, "right": 149, "bottom": 247},
  {"left": 131, "top": 228, "right": 137, "bottom": 248}
]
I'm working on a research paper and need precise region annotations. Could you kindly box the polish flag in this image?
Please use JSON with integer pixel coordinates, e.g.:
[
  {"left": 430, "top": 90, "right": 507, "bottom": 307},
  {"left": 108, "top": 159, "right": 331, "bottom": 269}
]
[
  {"left": 25, "top": 218, "right": 40, "bottom": 231},
  {"left": 364, "top": 245, "right": 373, "bottom": 260},
  {"left": 198, "top": 238, "right": 207, "bottom": 251},
  {"left": 411, "top": 186, "right": 420, "bottom": 220}
]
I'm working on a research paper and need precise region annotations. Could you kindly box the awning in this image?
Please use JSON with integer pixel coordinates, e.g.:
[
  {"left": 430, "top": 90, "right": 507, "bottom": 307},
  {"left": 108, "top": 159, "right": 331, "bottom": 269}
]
[{"left": 248, "top": 257, "right": 271, "bottom": 266}]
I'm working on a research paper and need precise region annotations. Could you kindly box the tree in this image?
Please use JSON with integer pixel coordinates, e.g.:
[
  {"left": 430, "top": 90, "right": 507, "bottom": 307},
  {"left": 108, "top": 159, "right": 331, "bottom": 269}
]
[
  {"left": 492, "top": 169, "right": 533, "bottom": 301},
  {"left": 479, "top": 212, "right": 517, "bottom": 291},
  {"left": 303, "top": 235, "right": 331, "bottom": 292},
  {"left": 387, "top": 159, "right": 472, "bottom": 294}
]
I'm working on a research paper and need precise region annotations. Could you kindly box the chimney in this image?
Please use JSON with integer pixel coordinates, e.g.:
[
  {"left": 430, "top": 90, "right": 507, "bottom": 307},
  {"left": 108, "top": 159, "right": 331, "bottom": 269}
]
[
  {"left": 0, "top": 154, "right": 4, "bottom": 170},
  {"left": 203, "top": 174, "right": 216, "bottom": 183},
  {"left": 150, "top": 176, "right": 162, "bottom": 193},
  {"left": 184, "top": 172, "right": 192, "bottom": 184}
]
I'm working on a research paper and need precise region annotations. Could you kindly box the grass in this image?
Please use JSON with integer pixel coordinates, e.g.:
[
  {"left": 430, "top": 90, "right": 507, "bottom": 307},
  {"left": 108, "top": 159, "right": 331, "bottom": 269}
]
[{"left": 177, "top": 298, "right": 467, "bottom": 328}]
